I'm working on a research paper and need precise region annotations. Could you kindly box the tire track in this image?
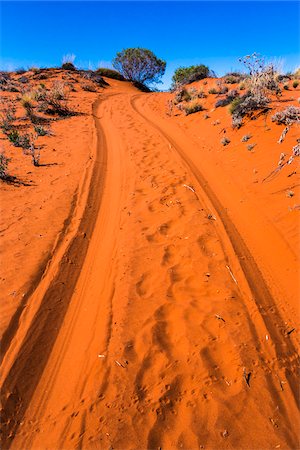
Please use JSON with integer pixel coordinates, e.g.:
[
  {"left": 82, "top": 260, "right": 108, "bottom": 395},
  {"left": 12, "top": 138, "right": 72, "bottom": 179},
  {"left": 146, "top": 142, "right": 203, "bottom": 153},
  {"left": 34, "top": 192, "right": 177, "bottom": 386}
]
[
  {"left": 0, "top": 96, "right": 108, "bottom": 449},
  {"left": 130, "top": 94, "right": 300, "bottom": 408}
]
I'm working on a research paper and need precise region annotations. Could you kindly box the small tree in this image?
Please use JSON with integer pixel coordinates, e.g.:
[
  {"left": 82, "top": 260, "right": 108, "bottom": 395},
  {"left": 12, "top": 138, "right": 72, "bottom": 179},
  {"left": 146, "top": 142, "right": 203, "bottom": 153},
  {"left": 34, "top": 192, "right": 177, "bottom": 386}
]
[
  {"left": 171, "top": 64, "right": 213, "bottom": 89},
  {"left": 112, "top": 48, "right": 166, "bottom": 86}
]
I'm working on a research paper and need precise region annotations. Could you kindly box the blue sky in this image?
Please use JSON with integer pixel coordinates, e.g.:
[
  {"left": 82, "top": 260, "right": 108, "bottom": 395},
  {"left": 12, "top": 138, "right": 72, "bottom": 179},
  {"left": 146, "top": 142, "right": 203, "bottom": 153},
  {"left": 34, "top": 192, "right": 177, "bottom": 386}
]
[{"left": 0, "top": 1, "right": 299, "bottom": 89}]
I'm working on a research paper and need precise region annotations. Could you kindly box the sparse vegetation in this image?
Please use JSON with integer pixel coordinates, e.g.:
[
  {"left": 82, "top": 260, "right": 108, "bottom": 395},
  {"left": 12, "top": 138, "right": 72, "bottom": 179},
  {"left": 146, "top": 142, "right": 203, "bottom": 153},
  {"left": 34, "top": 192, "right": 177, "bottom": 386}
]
[
  {"left": 208, "top": 88, "right": 218, "bottom": 94},
  {"left": 292, "top": 80, "right": 299, "bottom": 88},
  {"left": 171, "top": 64, "right": 213, "bottom": 89},
  {"left": 113, "top": 48, "right": 166, "bottom": 87}
]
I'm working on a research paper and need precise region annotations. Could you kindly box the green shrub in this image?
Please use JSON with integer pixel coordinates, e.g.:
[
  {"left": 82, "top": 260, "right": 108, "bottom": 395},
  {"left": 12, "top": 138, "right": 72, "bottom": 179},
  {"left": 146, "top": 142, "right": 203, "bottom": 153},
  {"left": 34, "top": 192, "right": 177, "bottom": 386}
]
[
  {"left": 293, "top": 80, "right": 299, "bottom": 88},
  {"left": 208, "top": 88, "right": 218, "bottom": 94},
  {"left": 95, "top": 68, "right": 125, "bottom": 81},
  {"left": 172, "top": 64, "right": 213, "bottom": 88}
]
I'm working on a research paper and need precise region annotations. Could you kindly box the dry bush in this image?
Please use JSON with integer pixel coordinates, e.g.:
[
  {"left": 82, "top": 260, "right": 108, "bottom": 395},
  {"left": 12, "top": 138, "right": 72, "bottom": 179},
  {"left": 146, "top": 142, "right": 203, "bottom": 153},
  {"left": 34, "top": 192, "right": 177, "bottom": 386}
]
[
  {"left": 0, "top": 100, "right": 17, "bottom": 133},
  {"left": 239, "top": 53, "right": 280, "bottom": 97},
  {"left": 0, "top": 152, "right": 10, "bottom": 179},
  {"left": 271, "top": 106, "right": 300, "bottom": 125},
  {"left": 183, "top": 101, "right": 204, "bottom": 115},
  {"left": 221, "top": 137, "right": 230, "bottom": 146}
]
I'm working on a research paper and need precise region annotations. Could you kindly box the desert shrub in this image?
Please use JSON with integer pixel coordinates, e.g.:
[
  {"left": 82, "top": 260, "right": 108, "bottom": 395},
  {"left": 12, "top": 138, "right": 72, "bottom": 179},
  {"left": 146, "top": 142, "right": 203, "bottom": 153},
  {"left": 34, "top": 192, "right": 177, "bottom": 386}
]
[
  {"left": 18, "top": 76, "right": 29, "bottom": 84},
  {"left": 293, "top": 68, "right": 300, "bottom": 80},
  {"left": 81, "top": 70, "right": 107, "bottom": 87},
  {"left": 16, "top": 68, "right": 26, "bottom": 75},
  {"left": 0, "top": 100, "right": 16, "bottom": 132},
  {"left": 283, "top": 84, "right": 289, "bottom": 90},
  {"left": 239, "top": 83, "right": 245, "bottom": 90},
  {"left": 215, "top": 89, "right": 239, "bottom": 108},
  {"left": 241, "top": 134, "right": 252, "bottom": 142},
  {"left": 174, "top": 88, "right": 192, "bottom": 104},
  {"left": 29, "top": 67, "right": 40, "bottom": 74},
  {"left": 34, "top": 125, "right": 51, "bottom": 136},
  {"left": 230, "top": 93, "right": 270, "bottom": 126},
  {"left": 247, "top": 143, "right": 256, "bottom": 151},
  {"left": 197, "top": 89, "right": 207, "bottom": 98},
  {"left": 7, "top": 130, "right": 31, "bottom": 149},
  {"left": 62, "top": 62, "right": 76, "bottom": 71},
  {"left": 21, "top": 93, "right": 35, "bottom": 112},
  {"left": 96, "top": 68, "right": 125, "bottom": 81},
  {"left": 113, "top": 48, "right": 166, "bottom": 87},
  {"left": 0, "top": 152, "right": 10, "bottom": 179},
  {"left": 208, "top": 87, "right": 218, "bottom": 94},
  {"left": 22, "top": 138, "right": 40, "bottom": 166},
  {"left": 239, "top": 53, "right": 280, "bottom": 97},
  {"left": 293, "top": 80, "right": 299, "bottom": 88},
  {"left": 61, "top": 54, "right": 76, "bottom": 71},
  {"left": 221, "top": 137, "right": 230, "bottom": 146},
  {"left": 32, "top": 86, "right": 47, "bottom": 101},
  {"left": 224, "top": 73, "right": 244, "bottom": 84},
  {"left": 171, "top": 64, "right": 213, "bottom": 89},
  {"left": 271, "top": 106, "right": 300, "bottom": 125},
  {"left": 82, "top": 84, "right": 97, "bottom": 92},
  {"left": 183, "top": 101, "right": 203, "bottom": 115}
]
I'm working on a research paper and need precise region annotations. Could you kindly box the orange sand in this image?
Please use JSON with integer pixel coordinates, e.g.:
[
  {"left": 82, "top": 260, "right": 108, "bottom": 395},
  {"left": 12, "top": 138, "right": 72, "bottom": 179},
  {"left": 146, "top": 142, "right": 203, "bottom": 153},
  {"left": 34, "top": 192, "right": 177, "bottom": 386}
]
[{"left": 0, "top": 72, "right": 299, "bottom": 449}]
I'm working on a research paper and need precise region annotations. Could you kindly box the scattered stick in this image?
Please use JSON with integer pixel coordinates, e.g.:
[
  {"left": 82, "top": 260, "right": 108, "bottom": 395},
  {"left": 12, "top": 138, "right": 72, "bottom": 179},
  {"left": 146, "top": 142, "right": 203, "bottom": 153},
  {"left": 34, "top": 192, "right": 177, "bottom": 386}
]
[
  {"left": 115, "top": 360, "right": 126, "bottom": 368},
  {"left": 286, "top": 328, "right": 295, "bottom": 336},
  {"left": 243, "top": 368, "right": 251, "bottom": 387},
  {"left": 226, "top": 265, "right": 238, "bottom": 285},
  {"left": 278, "top": 126, "right": 289, "bottom": 144},
  {"left": 183, "top": 183, "right": 195, "bottom": 193},
  {"left": 207, "top": 213, "right": 216, "bottom": 220}
]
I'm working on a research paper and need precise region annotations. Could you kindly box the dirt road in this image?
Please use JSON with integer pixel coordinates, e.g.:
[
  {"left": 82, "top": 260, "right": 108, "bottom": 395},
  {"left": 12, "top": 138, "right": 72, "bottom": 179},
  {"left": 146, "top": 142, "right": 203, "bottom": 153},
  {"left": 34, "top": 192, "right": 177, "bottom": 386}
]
[{"left": 1, "top": 85, "right": 299, "bottom": 449}]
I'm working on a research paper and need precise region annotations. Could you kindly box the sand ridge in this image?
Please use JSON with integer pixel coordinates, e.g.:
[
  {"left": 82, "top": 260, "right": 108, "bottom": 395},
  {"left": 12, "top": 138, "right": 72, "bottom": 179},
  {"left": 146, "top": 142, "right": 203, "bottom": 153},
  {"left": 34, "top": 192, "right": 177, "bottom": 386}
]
[{"left": 0, "top": 75, "right": 299, "bottom": 449}]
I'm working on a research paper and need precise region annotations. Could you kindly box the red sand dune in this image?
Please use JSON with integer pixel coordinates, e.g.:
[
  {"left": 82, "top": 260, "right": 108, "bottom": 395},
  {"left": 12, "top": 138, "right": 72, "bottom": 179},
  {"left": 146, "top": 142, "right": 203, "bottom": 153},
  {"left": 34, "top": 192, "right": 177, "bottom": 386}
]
[{"left": 0, "top": 72, "right": 299, "bottom": 449}]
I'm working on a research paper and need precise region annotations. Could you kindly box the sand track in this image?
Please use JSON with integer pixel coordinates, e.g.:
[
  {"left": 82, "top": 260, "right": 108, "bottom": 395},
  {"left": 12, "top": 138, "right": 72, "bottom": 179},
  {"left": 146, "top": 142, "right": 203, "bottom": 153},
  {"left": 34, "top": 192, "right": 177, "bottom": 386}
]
[{"left": 1, "top": 88, "right": 299, "bottom": 449}]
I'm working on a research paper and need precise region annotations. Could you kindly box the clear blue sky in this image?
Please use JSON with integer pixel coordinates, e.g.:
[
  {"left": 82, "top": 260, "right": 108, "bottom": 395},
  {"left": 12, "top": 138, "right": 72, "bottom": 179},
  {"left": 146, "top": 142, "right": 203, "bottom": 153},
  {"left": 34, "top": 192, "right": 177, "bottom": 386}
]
[{"left": 1, "top": 1, "right": 299, "bottom": 89}]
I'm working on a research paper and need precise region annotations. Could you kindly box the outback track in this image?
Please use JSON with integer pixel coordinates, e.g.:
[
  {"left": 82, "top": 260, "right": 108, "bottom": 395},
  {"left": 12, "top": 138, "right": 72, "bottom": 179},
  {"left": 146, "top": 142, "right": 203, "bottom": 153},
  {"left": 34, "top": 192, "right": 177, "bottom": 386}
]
[
  {"left": 0, "top": 96, "right": 109, "bottom": 448},
  {"left": 1, "top": 87, "right": 299, "bottom": 450}
]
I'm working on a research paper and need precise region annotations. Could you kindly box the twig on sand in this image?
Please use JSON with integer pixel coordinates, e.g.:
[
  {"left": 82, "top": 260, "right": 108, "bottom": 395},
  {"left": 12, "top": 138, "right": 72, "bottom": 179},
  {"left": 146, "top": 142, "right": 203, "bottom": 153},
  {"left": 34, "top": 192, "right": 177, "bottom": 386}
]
[
  {"left": 226, "top": 265, "right": 238, "bottom": 285},
  {"left": 243, "top": 368, "right": 251, "bottom": 387},
  {"left": 215, "top": 314, "right": 225, "bottom": 323},
  {"left": 286, "top": 328, "right": 295, "bottom": 336},
  {"left": 115, "top": 360, "right": 126, "bottom": 368},
  {"left": 207, "top": 213, "right": 216, "bottom": 220},
  {"left": 183, "top": 183, "right": 196, "bottom": 193}
]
